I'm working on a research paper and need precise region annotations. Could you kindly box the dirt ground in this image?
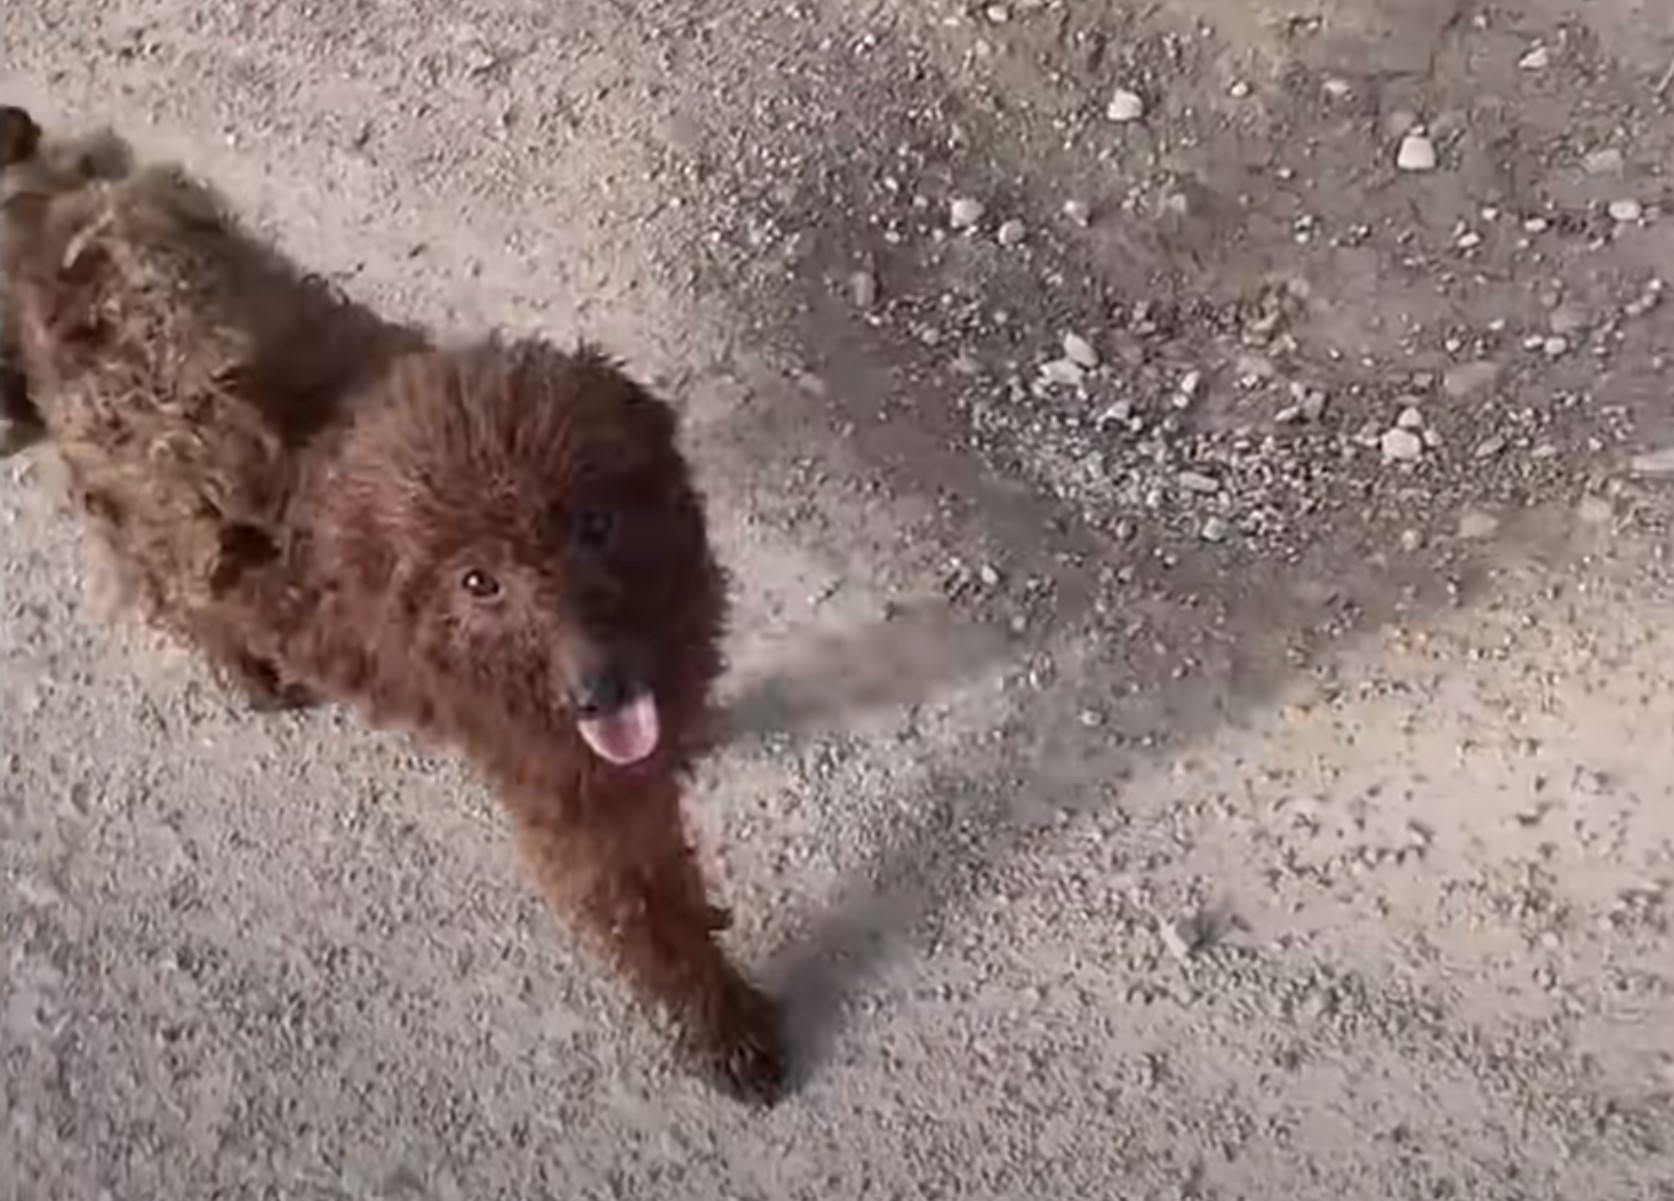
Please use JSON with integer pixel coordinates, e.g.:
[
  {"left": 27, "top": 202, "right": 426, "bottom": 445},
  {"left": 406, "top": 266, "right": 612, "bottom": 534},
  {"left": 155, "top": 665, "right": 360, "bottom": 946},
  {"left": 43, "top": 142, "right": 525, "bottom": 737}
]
[{"left": 4, "top": 0, "right": 1674, "bottom": 1197}]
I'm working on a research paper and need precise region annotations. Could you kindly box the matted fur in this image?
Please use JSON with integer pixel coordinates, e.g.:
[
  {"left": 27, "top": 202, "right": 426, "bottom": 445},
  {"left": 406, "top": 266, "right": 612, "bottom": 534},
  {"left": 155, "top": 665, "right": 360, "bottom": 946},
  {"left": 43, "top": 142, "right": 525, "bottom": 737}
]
[{"left": 0, "top": 105, "right": 785, "bottom": 1103}]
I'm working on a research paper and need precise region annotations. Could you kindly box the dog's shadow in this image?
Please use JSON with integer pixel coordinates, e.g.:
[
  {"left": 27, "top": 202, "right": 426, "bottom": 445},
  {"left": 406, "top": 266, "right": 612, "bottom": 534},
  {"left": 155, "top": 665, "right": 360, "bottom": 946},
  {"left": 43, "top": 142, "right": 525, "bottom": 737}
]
[
  {"left": 717, "top": 599, "right": 1010, "bottom": 751},
  {"left": 713, "top": 600, "right": 1022, "bottom": 1083}
]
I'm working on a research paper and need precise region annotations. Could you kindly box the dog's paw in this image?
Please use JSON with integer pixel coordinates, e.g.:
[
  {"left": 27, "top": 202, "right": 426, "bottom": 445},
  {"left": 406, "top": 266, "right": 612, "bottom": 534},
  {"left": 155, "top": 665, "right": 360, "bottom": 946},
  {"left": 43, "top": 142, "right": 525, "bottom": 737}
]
[
  {"left": 231, "top": 657, "right": 320, "bottom": 714},
  {"left": 247, "top": 680, "right": 320, "bottom": 713},
  {"left": 690, "top": 981, "right": 788, "bottom": 1107}
]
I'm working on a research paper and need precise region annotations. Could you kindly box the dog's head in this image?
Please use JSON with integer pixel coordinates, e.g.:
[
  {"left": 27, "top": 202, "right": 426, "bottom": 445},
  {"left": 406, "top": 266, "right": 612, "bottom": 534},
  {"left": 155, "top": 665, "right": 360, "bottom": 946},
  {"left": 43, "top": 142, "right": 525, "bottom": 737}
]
[{"left": 319, "top": 340, "right": 723, "bottom": 768}]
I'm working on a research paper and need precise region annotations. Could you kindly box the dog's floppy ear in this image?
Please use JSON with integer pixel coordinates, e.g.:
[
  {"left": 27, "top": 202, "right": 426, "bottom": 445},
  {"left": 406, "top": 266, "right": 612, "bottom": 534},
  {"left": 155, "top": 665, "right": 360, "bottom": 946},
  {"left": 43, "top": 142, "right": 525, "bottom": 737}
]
[{"left": 0, "top": 107, "right": 41, "bottom": 168}]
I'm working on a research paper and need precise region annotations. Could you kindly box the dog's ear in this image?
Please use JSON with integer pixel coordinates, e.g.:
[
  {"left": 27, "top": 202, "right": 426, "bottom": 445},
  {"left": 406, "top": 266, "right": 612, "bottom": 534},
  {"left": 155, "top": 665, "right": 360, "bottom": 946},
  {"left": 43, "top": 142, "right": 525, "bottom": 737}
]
[{"left": 0, "top": 107, "right": 41, "bottom": 168}]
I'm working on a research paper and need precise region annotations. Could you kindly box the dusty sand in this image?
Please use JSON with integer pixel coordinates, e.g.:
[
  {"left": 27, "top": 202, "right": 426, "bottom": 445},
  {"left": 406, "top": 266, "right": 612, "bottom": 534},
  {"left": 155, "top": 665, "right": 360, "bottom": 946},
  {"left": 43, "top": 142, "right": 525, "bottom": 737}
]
[{"left": 4, "top": 1, "right": 1673, "bottom": 1197}]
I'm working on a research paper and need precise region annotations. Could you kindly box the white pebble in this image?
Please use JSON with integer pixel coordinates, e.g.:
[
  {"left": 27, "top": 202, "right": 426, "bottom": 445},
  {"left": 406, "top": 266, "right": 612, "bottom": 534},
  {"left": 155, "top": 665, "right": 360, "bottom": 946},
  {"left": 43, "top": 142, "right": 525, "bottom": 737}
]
[
  {"left": 996, "top": 218, "right": 1027, "bottom": 246},
  {"left": 849, "top": 271, "right": 877, "bottom": 309},
  {"left": 1381, "top": 427, "right": 1424, "bottom": 462},
  {"left": 1061, "top": 332, "right": 1100, "bottom": 369},
  {"left": 1038, "top": 359, "right": 1086, "bottom": 388},
  {"left": 1609, "top": 198, "right": 1643, "bottom": 223},
  {"left": 1106, "top": 89, "right": 1145, "bottom": 123},
  {"left": 1396, "top": 132, "right": 1437, "bottom": 172},
  {"left": 1518, "top": 45, "right": 1551, "bottom": 70},
  {"left": 1062, "top": 199, "right": 1091, "bottom": 227},
  {"left": 1583, "top": 148, "right": 1625, "bottom": 176},
  {"left": 949, "top": 197, "right": 985, "bottom": 229}
]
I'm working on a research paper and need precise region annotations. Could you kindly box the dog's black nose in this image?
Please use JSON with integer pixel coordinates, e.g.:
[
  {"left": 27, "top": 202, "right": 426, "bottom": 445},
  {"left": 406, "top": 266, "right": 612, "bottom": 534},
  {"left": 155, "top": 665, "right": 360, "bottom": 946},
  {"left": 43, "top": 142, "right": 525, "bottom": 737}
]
[{"left": 571, "top": 668, "right": 635, "bottom": 718}]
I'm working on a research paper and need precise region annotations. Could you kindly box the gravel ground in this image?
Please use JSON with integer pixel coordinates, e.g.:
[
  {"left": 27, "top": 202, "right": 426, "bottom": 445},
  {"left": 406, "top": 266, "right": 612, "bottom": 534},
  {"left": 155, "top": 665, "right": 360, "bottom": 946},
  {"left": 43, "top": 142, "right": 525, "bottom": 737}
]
[{"left": 4, "top": 1, "right": 1674, "bottom": 1197}]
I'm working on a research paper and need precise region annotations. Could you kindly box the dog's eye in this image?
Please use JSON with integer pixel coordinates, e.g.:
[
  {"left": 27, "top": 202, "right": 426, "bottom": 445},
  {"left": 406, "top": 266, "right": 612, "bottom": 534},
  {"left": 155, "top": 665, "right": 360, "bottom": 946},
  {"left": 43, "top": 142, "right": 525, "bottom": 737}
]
[
  {"left": 571, "top": 508, "right": 616, "bottom": 552},
  {"left": 459, "top": 568, "right": 501, "bottom": 599}
]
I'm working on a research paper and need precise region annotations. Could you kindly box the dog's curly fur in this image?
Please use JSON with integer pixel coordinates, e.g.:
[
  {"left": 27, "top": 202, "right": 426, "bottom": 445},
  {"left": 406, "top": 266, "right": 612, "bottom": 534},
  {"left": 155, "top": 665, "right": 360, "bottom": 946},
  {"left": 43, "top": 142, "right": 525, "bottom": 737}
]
[{"left": 0, "top": 106, "right": 785, "bottom": 1103}]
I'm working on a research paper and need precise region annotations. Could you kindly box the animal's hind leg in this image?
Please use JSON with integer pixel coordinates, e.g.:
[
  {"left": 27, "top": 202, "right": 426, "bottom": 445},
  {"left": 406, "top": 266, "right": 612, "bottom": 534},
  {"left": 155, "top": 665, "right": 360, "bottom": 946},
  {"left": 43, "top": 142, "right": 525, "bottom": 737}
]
[
  {"left": 0, "top": 106, "right": 45, "bottom": 457},
  {"left": 509, "top": 775, "right": 786, "bottom": 1105},
  {"left": 0, "top": 358, "right": 44, "bottom": 458}
]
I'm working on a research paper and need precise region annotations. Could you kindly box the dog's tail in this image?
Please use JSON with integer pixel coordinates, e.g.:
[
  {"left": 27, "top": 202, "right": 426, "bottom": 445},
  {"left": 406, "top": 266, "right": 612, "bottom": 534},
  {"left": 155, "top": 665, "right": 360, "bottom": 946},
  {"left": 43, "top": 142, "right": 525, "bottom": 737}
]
[{"left": 0, "top": 107, "right": 41, "bottom": 170}]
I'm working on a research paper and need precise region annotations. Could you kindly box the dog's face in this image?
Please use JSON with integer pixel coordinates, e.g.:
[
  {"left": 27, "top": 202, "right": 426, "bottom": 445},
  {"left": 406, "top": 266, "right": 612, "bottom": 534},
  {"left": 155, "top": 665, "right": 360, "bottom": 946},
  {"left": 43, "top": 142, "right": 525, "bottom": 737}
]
[{"left": 323, "top": 342, "right": 719, "bottom": 767}]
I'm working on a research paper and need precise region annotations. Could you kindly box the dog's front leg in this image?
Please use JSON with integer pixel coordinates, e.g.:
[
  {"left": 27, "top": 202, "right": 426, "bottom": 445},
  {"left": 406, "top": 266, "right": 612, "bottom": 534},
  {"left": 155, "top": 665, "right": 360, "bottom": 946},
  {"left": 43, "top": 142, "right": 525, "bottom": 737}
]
[{"left": 508, "top": 776, "right": 786, "bottom": 1105}]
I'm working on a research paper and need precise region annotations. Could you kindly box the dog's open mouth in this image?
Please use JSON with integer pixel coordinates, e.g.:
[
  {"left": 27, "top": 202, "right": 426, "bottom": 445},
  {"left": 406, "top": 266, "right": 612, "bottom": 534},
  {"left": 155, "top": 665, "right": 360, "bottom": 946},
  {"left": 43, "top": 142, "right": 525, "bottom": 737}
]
[{"left": 576, "top": 691, "right": 661, "bottom": 766}]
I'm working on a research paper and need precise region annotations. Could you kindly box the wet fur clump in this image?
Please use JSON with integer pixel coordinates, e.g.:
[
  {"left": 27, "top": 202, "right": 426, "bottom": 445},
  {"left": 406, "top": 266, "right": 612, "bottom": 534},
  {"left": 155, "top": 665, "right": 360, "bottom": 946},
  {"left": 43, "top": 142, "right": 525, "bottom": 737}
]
[{"left": 0, "top": 105, "right": 785, "bottom": 1103}]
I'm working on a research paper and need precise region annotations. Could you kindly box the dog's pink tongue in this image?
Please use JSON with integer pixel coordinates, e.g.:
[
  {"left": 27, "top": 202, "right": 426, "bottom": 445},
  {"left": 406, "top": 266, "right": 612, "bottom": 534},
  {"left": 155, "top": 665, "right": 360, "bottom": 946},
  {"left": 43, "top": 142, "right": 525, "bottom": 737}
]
[{"left": 577, "top": 693, "right": 660, "bottom": 766}]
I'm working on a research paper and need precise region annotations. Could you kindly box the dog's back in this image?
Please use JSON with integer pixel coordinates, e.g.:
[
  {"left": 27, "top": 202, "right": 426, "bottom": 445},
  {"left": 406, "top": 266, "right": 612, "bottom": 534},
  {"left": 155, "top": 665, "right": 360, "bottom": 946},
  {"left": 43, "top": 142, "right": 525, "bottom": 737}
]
[
  {"left": 0, "top": 106, "right": 416, "bottom": 626},
  {"left": 1, "top": 113, "right": 299, "bottom": 620}
]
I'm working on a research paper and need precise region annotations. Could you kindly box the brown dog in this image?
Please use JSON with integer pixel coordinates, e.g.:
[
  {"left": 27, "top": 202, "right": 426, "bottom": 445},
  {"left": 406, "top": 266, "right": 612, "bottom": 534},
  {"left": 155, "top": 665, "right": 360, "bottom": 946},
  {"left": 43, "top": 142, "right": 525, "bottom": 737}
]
[{"left": 0, "top": 105, "right": 785, "bottom": 1103}]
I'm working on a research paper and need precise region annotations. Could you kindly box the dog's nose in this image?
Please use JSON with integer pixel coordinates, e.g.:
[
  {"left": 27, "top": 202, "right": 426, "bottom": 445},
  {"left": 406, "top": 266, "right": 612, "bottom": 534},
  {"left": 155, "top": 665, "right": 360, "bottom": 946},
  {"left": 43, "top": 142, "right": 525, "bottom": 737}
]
[{"left": 570, "top": 668, "right": 635, "bottom": 717}]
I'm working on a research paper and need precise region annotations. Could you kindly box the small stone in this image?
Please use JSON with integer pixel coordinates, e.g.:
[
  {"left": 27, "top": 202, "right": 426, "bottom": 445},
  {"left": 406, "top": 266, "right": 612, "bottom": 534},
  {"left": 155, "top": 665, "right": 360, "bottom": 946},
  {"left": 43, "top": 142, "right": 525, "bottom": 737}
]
[
  {"left": 1458, "top": 509, "right": 1501, "bottom": 539},
  {"left": 1038, "top": 359, "right": 1087, "bottom": 388},
  {"left": 1158, "top": 919, "right": 1193, "bottom": 962},
  {"left": 996, "top": 218, "right": 1027, "bottom": 246},
  {"left": 1518, "top": 45, "right": 1551, "bottom": 70},
  {"left": 1629, "top": 445, "right": 1674, "bottom": 477},
  {"left": 1062, "top": 199, "right": 1091, "bottom": 227},
  {"left": 1201, "top": 516, "right": 1228, "bottom": 542},
  {"left": 849, "top": 271, "right": 878, "bottom": 309},
  {"left": 1583, "top": 148, "right": 1625, "bottom": 176},
  {"left": 1323, "top": 78, "right": 1352, "bottom": 100},
  {"left": 1178, "top": 370, "right": 1203, "bottom": 399},
  {"left": 1396, "top": 132, "right": 1437, "bottom": 172},
  {"left": 1577, "top": 495, "right": 1614, "bottom": 525},
  {"left": 1061, "top": 332, "right": 1100, "bottom": 369},
  {"left": 1381, "top": 427, "right": 1424, "bottom": 462},
  {"left": 1396, "top": 405, "right": 1424, "bottom": 430},
  {"left": 1106, "top": 89, "right": 1145, "bottom": 123},
  {"left": 1228, "top": 80, "right": 1251, "bottom": 99},
  {"left": 1178, "top": 470, "right": 1220, "bottom": 494},
  {"left": 1300, "top": 389, "right": 1329, "bottom": 420},
  {"left": 1399, "top": 528, "right": 1424, "bottom": 553},
  {"left": 1443, "top": 360, "right": 1502, "bottom": 399},
  {"left": 1608, "top": 198, "right": 1643, "bottom": 223},
  {"left": 978, "top": 563, "right": 1002, "bottom": 587},
  {"left": 1548, "top": 306, "right": 1587, "bottom": 336},
  {"left": 949, "top": 197, "right": 985, "bottom": 229},
  {"left": 1096, "top": 399, "right": 1133, "bottom": 426},
  {"left": 1542, "top": 336, "right": 1569, "bottom": 358},
  {"left": 1473, "top": 435, "right": 1507, "bottom": 459}
]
